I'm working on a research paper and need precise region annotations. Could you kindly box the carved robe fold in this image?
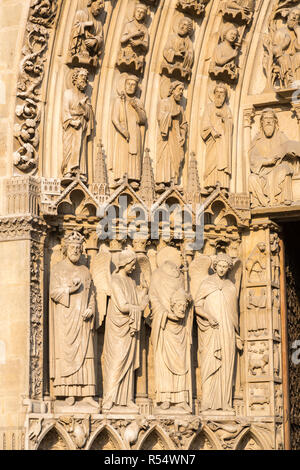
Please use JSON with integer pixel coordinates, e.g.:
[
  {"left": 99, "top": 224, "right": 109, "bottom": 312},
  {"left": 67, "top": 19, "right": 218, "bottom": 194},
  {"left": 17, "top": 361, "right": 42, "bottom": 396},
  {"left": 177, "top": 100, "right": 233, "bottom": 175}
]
[
  {"left": 149, "top": 265, "right": 192, "bottom": 405},
  {"left": 201, "top": 102, "right": 233, "bottom": 189},
  {"left": 62, "top": 89, "right": 94, "bottom": 178},
  {"left": 249, "top": 130, "right": 300, "bottom": 207},
  {"left": 117, "top": 18, "right": 149, "bottom": 71},
  {"left": 103, "top": 274, "right": 142, "bottom": 407},
  {"left": 163, "top": 33, "right": 194, "bottom": 76},
  {"left": 195, "top": 274, "right": 238, "bottom": 411},
  {"left": 157, "top": 97, "right": 188, "bottom": 184},
  {"left": 69, "top": 7, "right": 103, "bottom": 61},
  {"left": 111, "top": 96, "right": 146, "bottom": 181},
  {"left": 50, "top": 259, "right": 96, "bottom": 397}
]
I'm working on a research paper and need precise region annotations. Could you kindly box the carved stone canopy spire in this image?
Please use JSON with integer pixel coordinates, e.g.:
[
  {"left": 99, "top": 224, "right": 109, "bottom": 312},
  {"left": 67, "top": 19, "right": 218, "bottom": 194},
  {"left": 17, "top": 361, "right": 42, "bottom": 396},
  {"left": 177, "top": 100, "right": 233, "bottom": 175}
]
[
  {"left": 139, "top": 147, "right": 155, "bottom": 206},
  {"left": 185, "top": 152, "right": 201, "bottom": 204}
]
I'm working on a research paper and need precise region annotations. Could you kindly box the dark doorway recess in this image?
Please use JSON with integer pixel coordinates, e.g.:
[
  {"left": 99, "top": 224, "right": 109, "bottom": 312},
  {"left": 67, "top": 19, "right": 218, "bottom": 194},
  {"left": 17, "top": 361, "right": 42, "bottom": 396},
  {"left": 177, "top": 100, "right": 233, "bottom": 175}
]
[{"left": 282, "top": 223, "right": 300, "bottom": 450}]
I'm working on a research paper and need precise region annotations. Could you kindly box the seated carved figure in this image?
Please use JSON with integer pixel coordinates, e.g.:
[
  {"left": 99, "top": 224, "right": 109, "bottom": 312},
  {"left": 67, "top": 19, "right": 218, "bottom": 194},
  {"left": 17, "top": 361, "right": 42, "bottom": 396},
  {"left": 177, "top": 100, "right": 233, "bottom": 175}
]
[
  {"left": 161, "top": 16, "right": 194, "bottom": 81},
  {"left": 271, "top": 6, "right": 300, "bottom": 89},
  {"left": 117, "top": 3, "right": 149, "bottom": 74},
  {"left": 210, "top": 23, "right": 239, "bottom": 81},
  {"left": 68, "top": 0, "right": 104, "bottom": 68},
  {"left": 249, "top": 108, "right": 300, "bottom": 208}
]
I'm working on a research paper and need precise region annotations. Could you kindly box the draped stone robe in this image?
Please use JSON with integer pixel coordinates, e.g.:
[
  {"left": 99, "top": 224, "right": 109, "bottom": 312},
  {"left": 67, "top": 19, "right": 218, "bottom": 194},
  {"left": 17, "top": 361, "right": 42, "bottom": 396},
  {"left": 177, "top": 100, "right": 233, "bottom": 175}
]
[
  {"left": 50, "top": 259, "right": 96, "bottom": 397},
  {"left": 195, "top": 273, "right": 238, "bottom": 411},
  {"left": 249, "top": 130, "right": 300, "bottom": 207},
  {"left": 149, "top": 264, "right": 192, "bottom": 406},
  {"left": 111, "top": 96, "right": 146, "bottom": 181},
  {"left": 62, "top": 88, "right": 94, "bottom": 178},
  {"left": 157, "top": 96, "right": 187, "bottom": 184},
  {"left": 201, "top": 101, "right": 233, "bottom": 190},
  {"left": 103, "top": 274, "right": 143, "bottom": 407},
  {"left": 69, "top": 6, "right": 103, "bottom": 62}
]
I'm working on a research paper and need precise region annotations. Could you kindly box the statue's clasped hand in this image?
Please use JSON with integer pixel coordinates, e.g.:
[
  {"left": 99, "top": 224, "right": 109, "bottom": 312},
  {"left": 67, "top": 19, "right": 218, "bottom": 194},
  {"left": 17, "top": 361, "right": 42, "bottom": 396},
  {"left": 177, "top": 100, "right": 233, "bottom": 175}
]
[
  {"left": 82, "top": 308, "right": 93, "bottom": 322},
  {"left": 69, "top": 278, "right": 82, "bottom": 294}
]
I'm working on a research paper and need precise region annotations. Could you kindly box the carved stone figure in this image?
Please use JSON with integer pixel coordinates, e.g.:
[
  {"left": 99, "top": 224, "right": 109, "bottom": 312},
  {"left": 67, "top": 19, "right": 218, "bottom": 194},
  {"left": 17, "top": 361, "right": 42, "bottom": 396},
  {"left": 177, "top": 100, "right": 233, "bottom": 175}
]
[
  {"left": 246, "top": 242, "right": 267, "bottom": 284},
  {"left": 201, "top": 84, "right": 233, "bottom": 191},
  {"left": 102, "top": 250, "right": 148, "bottom": 411},
  {"left": 156, "top": 81, "right": 188, "bottom": 189},
  {"left": 161, "top": 16, "right": 194, "bottom": 81},
  {"left": 210, "top": 23, "right": 240, "bottom": 81},
  {"left": 117, "top": 3, "right": 149, "bottom": 74},
  {"left": 193, "top": 254, "right": 243, "bottom": 412},
  {"left": 111, "top": 74, "right": 146, "bottom": 186},
  {"left": 270, "top": 233, "right": 280, "bottom": 285},
  {"left": 68, "top": 0, "right": 104, "bottom": 68},
  {"left": 62, "top": 68, "right": 94, "bottom": 183},
  {"left": 247, "top": 288, "right": 267, "bottom": 336},
  {"left": 49, "top": 231, "right": 97, "bottom": 407},
  {"left": 271, "top": 6, "right": 300, "bottom": 89},
  {"left": 149, "top": 262, "right": 192, "bottom": 412},
  {"left": 249, "top": 109, "right": 300, "bottom": 208},
  {"left": 248, "top": 343, "right": 269, "bottom": 375}
]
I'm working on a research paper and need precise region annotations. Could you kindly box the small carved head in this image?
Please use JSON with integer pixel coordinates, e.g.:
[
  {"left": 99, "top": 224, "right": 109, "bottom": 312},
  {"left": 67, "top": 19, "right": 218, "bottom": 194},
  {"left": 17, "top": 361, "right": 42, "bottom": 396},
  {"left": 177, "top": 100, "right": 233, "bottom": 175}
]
[
  {"left": 72, "top": 68, "right": 89, "bottom": 92},
  {"left": 257, "top": 241, "right": 266, "bottom": 253},
  {"left": 63, "top": 231, "right": 84, "bottom": 264},
  {"left": 213, "top": 84, "right": 227, "bottom": 108},
  {"left": 88, "top": 0, "right": 104, "bottom": 17},
  {"left": 125, "top": 75, "right": 139, "bottom": 96},
  {"left": 134, "top": 3, "right": 148, "bottom": 22},
  {"left": 260, "top": 108, "right": 278, "bottom": 138},
  {"left": 212, "top": 253, "right": 233, "bottom": 278},
  {"left": 169, "top": 81, "right": 184, "bottom": 102},
  {"left": 115, "top": 250, "right": 137, "bottom": 274},
  {"left": 177, "top": 17, "right": 193, "bottom": 37},
  {"left": 287, "top": 6, "right": 300, "bottom": 29},
  {"left": 170, "top": 288, "right": 188, "bottom": 319},
  {"left": 222, "top": 23, "right": 238, "bottom": 44}
]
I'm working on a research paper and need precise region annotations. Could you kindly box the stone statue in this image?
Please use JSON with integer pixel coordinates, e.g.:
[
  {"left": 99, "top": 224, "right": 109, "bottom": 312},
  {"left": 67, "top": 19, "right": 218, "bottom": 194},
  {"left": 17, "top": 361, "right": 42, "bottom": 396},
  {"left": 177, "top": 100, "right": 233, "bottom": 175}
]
[
  {"left": 49, "top": 231, "right": 98, "bottom": 408},
  {"left": 68, "top": 0, "right": 104, "bottom": 68},
  {"left": 117, "top": 3, "right": 149, "bottom": 74},
  {"left": 62, "top": 68, "right": 94, "bottom": 183},
  {"left": 249, "top": 108, "right": 300, "bottom": 208},
  {"left": 210, "top": 23, "right": 239, "bottom": 81},
  {"left": 246, "top": 242, "right": 267, "bottom": 284},
  {"left": 149, "top": 261, "right": 192, "bottom": 412},
  {"left": 101, "top": 250, "right": 149, "bottom": 412},
  {"left": 192, "top": 253, "right": 243, "bottom": 412},
  {"left": 161, "top": 16, "right": 194, "bottom": 81},
  {"left": 201, "top": 84, "right": 233, "bottom": 191},
  {"left": 271, "top": 6, "right": 300, "bottom": 89},
  {"left": 156, "top": 81, "right": 188, "bottom": 189},
  {"left": 111, "top": 74, "right": 146, "bottom": 187}
]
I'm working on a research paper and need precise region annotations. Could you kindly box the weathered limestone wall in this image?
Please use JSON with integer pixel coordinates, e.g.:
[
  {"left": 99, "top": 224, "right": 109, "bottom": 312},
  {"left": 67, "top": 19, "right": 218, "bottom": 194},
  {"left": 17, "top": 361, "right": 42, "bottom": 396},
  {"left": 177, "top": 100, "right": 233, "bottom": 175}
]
[{"left": 0, "top": 0, "right": 31, "bottom": 449}]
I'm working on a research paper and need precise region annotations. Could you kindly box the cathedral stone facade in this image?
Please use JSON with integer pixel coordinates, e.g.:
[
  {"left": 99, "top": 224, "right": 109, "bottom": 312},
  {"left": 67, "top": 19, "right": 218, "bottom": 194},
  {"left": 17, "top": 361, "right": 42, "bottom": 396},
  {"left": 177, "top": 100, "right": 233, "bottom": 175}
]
[{"left": 0, "top": 0, "right": 299, "bottom": 451}]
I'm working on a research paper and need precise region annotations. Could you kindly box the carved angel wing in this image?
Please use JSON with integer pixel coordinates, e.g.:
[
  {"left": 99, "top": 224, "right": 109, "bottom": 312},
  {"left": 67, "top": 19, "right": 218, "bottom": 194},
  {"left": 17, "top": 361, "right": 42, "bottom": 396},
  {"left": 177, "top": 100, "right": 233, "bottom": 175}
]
[
  {"left": 189, "top": 254, "right": 212, "bottom": 302},
  {"left": 130, "top": 253, "right": 152, "bottom": 319},
  {"left": 228, "top": 258, "right": 242, "bottom": 295},
  {"left": 91, "top": 246, "right": 112, "bottom": 329}
]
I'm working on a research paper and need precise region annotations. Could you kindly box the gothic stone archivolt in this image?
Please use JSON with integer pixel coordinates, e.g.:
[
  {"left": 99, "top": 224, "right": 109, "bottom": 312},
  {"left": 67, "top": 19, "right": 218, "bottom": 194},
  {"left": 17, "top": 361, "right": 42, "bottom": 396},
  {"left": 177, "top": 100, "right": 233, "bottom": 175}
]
[{"left": 2, "top": 0, "right": 300, "bottom": 451}]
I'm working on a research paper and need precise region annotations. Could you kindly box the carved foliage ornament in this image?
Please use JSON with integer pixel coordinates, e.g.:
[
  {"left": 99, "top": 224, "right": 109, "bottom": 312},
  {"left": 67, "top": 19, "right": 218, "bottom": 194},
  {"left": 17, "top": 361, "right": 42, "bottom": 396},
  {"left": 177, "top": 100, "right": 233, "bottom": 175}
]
[{"left": 14, "top": 0, "right": 59, "bottom": 174}]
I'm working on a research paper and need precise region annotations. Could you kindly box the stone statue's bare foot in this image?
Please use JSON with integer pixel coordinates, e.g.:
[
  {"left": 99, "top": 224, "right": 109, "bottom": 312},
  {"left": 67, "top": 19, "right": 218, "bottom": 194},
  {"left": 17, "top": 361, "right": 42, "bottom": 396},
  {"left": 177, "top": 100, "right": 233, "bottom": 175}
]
[
  {"left": 83, "top": 397, "right": 99, "bottom": 408},
  {"left": 128, "top": 401, "right": 139, "bottom": 410},
  {"left": 102, "top": 400, "right": 113, "bottom": 412},
  {"left": 65, "top": 396, "right": 75, "bottom": 406},
  {"left": 160, "top": 401, "right": 170, "bottom": 410},
  {"left": 179, "top": 401, "right": 192, "bottom": 413}
]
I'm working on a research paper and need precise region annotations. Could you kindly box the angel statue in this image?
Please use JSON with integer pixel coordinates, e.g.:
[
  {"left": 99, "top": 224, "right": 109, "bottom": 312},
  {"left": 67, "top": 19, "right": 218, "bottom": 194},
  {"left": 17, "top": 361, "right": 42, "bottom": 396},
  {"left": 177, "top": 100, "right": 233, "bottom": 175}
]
[
  {"left": 149, "top": 247, "right": 193, "bottom": 413},
  {"left": 91, "top": 248, "right": 149, "bottom": 412},
  {"left": 190, "top": 253, "right": 243, "bottom": 413}
]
